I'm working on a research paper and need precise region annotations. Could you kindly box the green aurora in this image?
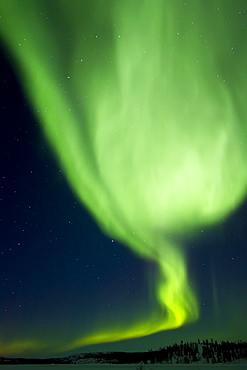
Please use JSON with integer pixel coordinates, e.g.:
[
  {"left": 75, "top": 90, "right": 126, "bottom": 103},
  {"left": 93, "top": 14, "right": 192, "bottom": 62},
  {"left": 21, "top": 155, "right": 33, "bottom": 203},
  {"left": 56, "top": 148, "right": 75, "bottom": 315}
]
[{"left": 0, "top": 0, "right": 247, "bottom": 356}]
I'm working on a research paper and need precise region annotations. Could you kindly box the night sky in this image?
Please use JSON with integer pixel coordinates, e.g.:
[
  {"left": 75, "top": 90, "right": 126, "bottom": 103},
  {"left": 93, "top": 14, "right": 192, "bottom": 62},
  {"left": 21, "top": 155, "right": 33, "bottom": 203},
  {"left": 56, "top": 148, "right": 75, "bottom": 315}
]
[{"left": 1, "top": 0, "right": 247, "bottom": 358}]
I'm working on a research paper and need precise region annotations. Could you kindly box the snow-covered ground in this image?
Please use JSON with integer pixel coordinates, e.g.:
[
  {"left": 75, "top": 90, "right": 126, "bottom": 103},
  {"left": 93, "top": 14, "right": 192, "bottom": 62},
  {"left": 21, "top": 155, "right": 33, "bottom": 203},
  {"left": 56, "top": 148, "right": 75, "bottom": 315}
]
[{"left": 0, "top": 364, "right": 247, "bottom": 369}]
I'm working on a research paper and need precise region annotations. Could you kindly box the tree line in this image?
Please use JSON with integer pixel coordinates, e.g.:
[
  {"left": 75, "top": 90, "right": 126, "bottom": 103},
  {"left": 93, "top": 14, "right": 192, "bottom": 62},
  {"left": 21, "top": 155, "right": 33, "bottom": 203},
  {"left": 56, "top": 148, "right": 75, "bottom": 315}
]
[{"left": 1, "top": 338, "right": 247, "bottom": 365}]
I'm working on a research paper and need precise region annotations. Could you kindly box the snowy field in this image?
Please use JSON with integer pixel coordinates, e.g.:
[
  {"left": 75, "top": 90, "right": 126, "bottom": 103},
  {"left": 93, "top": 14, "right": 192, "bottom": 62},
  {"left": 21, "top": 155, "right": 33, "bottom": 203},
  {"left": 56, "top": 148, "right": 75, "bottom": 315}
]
[{"left": 1, "top": 364, "right": 247, "bottom": 369}]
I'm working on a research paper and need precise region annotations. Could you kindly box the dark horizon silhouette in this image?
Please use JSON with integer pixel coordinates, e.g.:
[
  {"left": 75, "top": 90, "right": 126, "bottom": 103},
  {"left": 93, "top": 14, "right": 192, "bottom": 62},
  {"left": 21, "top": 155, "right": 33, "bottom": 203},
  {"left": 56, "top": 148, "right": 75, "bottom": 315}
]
[{"left": 1, "top": 339, "right": 247, "bottom": 365}]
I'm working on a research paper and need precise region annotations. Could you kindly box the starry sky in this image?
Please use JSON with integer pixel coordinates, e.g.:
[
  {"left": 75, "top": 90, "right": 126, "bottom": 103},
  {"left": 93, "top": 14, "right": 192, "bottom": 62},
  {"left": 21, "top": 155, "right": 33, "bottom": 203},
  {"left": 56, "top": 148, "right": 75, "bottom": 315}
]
[{"left": 0, "top": 0, "right": 247, "bottom": 358}]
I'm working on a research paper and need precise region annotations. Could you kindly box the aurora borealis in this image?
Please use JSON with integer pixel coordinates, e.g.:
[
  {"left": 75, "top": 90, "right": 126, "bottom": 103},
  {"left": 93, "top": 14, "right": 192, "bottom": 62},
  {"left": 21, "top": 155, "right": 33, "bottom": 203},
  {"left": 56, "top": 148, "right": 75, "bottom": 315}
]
[{"left": 0, "top": 0, "right": 247, "bottom": 358}]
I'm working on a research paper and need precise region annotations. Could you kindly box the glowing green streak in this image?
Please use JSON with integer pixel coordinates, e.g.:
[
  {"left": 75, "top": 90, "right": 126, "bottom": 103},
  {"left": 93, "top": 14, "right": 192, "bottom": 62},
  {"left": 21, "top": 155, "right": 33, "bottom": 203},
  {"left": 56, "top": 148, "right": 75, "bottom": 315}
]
[{"left": 1, "top": 0, "right": 247, "bottom": 355}]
